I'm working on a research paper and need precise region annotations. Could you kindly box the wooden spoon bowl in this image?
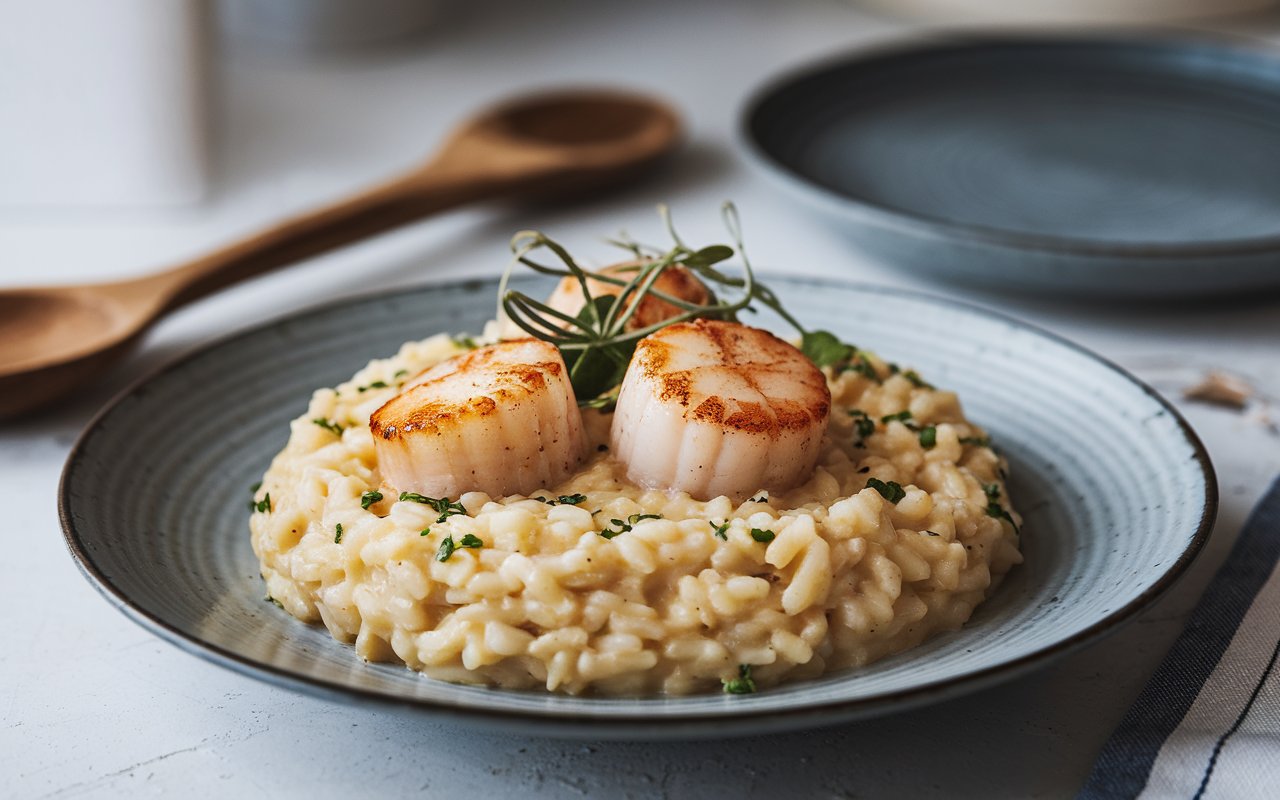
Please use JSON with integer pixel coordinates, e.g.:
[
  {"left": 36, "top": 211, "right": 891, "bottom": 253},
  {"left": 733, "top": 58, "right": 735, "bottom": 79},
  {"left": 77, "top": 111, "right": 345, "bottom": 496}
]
[{"left": 0, "top": 89, "right": 681, "bottom": 420}]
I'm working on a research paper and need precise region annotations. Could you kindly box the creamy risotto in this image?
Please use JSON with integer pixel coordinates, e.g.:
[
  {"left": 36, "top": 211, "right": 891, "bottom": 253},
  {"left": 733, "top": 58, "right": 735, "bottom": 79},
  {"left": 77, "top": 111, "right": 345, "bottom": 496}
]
[{"left": 251, "top": 330, "right": 1022, "bottom": 696}]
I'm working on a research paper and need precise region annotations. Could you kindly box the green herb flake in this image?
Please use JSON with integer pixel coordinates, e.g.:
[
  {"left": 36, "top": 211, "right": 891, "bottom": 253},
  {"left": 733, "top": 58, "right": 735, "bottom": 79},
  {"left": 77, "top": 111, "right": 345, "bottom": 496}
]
[
  {"left": 986, "top": 502, "right": 1020, "bottom": 533},
  {"left": 399, "top": 492, "right": 467, "bottom": 523},
  {"left": 848, "top": 409, "right": 876, "bottom": 446},
  {"left": 710, "top": 520, "right": 730, "bottom": 541},
  {"left": 983, "top": 483, "right": 1001, "bottom": 500},
  {"left": 459, "top": 534, "right": 484, "bottom": 549},
  {"left": 722, "top": 664, "right": 757, "bottom": 695},
  {"left": 436, "top": 535, "right": 457, "bottom": 562},
  {"left": 334, "top": 523, "right": 344, "bottom": 544},
  {"left": 881, "top": 410, "right": 913, "bottom": 424},
  {"left": 601, "top": 513, "right": 662, "bottom": 539},
  {"left": 452, "top": 334, "right": 478, "bottom": 350},
  {"left": 312, "top": 417, "right": 345, "bottom": 436},
  {"left": 393, "top": 369, "right": 409, "bottom": 379},
  {"left": 250, "top": 481, "right": 262, "bottom": 494},
  {"left": 903, "top": 370, "right": 933, "bottom": 389},
  {"left": 360, "top": 490, "right": 384, "bottom": 510},
  {"left": 840, "top": 355, "right": 880, "bottom": 383},
  {"left": 420, "top": 528, "right": 430, "bottom": 537},
  {"left": 535, "top": 493, "right": 588, "bottom": 507},
  {"left": 918, "top": 425, "right": 937, "bottom": 448},
  {"left": 866, "top": 478, "right": 906, "bottom": 504},
  {"left": 959, "top": 435, "right": 992, "bottom": 448},
  {"left": 357, "top": 380, "right": 389, "bottom": 393},
  {"left": 254, "top": 493, "right": 272, "bottom": 513},
  {"left": 750, "top": 528, "right": 776, "bottom": 543}
]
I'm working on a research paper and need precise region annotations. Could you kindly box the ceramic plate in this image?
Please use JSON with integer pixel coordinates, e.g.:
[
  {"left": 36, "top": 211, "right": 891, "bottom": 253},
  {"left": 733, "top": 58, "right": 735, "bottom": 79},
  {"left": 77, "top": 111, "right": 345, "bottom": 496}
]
[
  {"left": 60, "top": 276, "right": 1215, "bottom": 738},
  {"left": 742, "top": 36, "right": 1280, "bottom": 297}
]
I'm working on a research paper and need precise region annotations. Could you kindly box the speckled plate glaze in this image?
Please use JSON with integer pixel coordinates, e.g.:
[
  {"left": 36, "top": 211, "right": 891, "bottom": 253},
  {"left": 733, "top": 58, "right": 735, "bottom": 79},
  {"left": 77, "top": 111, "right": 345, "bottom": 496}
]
[
  {"left": 60, "top": 276, "right": 1215, "bottom": 738},
  {"left": 742, "top": 36, "right": 1280, "bottom": 296}
]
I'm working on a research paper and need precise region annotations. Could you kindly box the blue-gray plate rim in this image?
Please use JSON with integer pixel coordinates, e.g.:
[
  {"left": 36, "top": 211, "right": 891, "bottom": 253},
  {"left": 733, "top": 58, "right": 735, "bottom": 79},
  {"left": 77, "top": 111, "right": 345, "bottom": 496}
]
[{"left": 739, "top": 33, "right": 1280, "bottom": 259}]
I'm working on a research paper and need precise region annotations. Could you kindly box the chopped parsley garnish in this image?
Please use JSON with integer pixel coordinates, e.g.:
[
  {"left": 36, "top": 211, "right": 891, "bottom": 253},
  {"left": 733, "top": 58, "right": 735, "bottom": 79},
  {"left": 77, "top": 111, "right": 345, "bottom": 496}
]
[
  {"left": 722, "top": 664, "right": 757, "bottom": 694},
  {"left": 534, "top": 493, "right": 587, "bottom": 506},
  {"left": 334, "top": 523, "right": 344, "bottom": 544},
  {"left": 959, "top": 435, "right": 991, "bottom": 448},
  {"left": 393, "top": 369, "right": 409, "bottom": 378},
  {"left": 987, "top": 502, "right": 1019, "bottom": 532},
  {"left": 436, "top": 536, "right": 457, "bottom": 562},
  {"left": 918, "top": 425, "right": 937, "bottom": 448},
  {"left": 420, "top": 528, "right": 430, "bottom": 537},
  {"left": 436, "top": 533, "right": 485, "bottom": 561},
  {"left": 452, "top": 334, "right": 478, "bottom": 350},
  {"left": 312, "top": 417, "right": 345, "bottom": 436},
  {"left": 840, "top": 355, "right": 880, "bottom": 382},
  {"left": 399, "top": 492, "right": 467, "bottom": 523},
  {"left": 360, "top": 490, "right": 383, "bottom": 510},
  {"left": 252, "top": 493, "right": 272, "bottom": 513},
  {"left": 983, "top": 483, "right": 1020, "bottom": 532},
  {"left": 357, "top": 380, "right": 388, "bottom": 393},
  {"left": 903, "top": 370, "right": 933, "bottom": 389},
  {"left": 750, "top": 528, "right": 776, "bottom": 543},
  {"left": 881, "top": 410, "right": 913, "bottom": 424},
  {"left": 866, "top": 478, "right": 906, "bottom": 504},
  {"left": 848, "top": 409, "right": 876, "bottom": 446},
  {"left": 710, "top": 520, "right": 730, "bottom": 540},
  {"left": 600, "top": 513, "right": 662, "bottom": 539},
  {"left": 250, "top": 481, "right": 262, "bottom": 493}
]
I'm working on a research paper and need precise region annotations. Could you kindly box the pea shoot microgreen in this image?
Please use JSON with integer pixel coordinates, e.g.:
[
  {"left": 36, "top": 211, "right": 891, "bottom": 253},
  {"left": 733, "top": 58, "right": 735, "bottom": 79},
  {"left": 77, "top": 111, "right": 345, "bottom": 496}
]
[{"left": 498, "top": 203, "right": 851, "bottom": 407}]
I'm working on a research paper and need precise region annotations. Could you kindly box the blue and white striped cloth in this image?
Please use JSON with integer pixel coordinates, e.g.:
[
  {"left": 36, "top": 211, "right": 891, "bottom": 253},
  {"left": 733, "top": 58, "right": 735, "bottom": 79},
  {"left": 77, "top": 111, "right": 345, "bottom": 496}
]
[{"left": 1080, "top": 478, "right": 1280, "bottom": 800}]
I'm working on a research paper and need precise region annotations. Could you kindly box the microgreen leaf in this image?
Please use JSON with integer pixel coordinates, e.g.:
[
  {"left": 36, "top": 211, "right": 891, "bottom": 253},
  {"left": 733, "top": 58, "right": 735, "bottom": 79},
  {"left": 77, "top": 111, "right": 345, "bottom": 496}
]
[
  {"left": 881, "top": 410, "right": 913, "bottom": 424},
  {"left": 360, "top": 490, "right": 383, "bottom": 510},
  {"left": 436, "top": 536, "right": 456, "bottom": 562},
  {"left": 750, "top": 528, "right": 776, "bottom": 543},
  {"left": 710, "top": 520, "right": 730, "bottom": 540},
  {"left": 800, "top": 330, "right": 854, "bottom": 368}
]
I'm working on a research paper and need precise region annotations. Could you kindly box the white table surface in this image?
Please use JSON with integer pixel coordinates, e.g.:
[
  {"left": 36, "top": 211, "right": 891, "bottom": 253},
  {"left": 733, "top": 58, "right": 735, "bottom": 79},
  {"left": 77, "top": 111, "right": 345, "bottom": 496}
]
[{"left": 5, "top": 1, "right": 1280, "bottom": 797}]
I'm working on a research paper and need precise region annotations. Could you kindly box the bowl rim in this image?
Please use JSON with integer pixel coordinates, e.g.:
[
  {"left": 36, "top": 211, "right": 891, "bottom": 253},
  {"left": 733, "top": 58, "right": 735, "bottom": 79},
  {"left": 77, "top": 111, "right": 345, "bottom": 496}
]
[
  {"left": 58, "top": 275, "right": 1218, "bottom": 736},
  {"left": 739, "top": 32, "right": 1280, "bottom": 260}
]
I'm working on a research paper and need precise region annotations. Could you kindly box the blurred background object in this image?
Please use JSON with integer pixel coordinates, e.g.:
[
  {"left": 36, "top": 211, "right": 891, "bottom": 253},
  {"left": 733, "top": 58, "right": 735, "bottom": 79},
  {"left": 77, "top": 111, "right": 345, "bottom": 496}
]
[
  {"left": 860, "top": 0, "right": 1279, "bottom": 25},
  {"left": 0, "top": 0, "right": 209, "bottom": 208},
  {"left": 219, "top": 0, "right": 438, "bottom": 53}
]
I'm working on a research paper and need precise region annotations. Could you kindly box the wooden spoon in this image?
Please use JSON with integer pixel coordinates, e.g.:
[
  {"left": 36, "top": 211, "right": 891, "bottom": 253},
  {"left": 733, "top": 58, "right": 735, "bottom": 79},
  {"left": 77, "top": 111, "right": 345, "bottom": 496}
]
[{"left": 0, "top": 89, "right": 681, "bottom": 420}]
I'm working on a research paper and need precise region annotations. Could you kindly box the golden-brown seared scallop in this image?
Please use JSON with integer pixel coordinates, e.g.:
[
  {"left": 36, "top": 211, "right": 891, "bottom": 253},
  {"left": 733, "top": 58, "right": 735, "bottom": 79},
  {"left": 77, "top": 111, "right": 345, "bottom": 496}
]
[
  {"left": 370, "top": 339, "right": 584, "bottom": 498},
  {"left": 609, "top": 319, "right": 831, "bottom": 500}
]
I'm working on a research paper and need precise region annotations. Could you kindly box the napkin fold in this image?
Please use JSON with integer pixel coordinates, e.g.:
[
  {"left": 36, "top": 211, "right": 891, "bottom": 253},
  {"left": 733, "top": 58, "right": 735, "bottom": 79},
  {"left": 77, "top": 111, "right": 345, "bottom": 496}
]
[{"left": 1080, "top": 477, "right": 1280, "bottom": 800}]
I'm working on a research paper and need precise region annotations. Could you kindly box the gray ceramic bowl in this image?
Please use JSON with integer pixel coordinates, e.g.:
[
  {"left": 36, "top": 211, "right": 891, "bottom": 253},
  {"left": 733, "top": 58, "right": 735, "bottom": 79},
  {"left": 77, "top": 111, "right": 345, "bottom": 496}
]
[
  {"left": 60, "top": 276, "right": 1215, "bottom": 738},
  {"left": 742, "top": 36, "right": 1280, "bottom": 297}
]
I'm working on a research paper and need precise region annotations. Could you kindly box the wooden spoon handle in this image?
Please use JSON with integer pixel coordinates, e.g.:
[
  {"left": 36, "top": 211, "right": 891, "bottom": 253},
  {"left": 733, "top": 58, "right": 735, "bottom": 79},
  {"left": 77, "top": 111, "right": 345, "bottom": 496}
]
[{"left": 147, "top": 166, "right": 507, "bottom": 313}]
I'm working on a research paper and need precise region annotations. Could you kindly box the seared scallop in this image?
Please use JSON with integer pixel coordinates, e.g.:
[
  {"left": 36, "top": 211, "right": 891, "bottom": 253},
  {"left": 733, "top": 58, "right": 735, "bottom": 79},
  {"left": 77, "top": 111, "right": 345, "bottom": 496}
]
[
  {"left": 501, "top": 261, "right": 710, "bottom": 339},
  {"left": 370, "top": 339, "right": 584, "bottom": 499},
  {"left": 609, "top": 319, "right": 831, "bottom": 500}
]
